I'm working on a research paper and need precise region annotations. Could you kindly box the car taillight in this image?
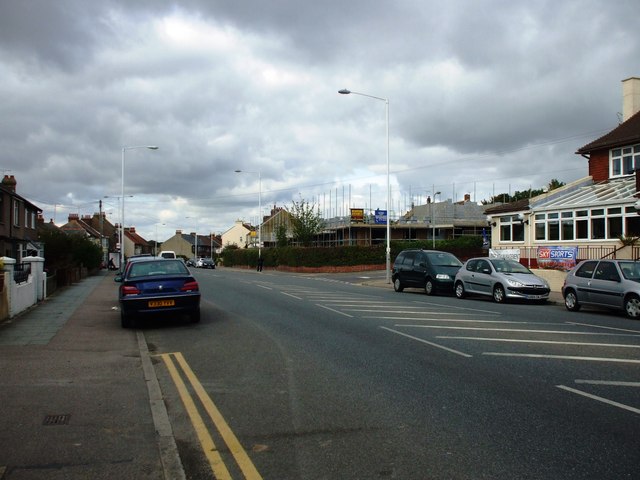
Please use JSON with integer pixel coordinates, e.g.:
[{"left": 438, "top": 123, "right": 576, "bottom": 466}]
[
  {"left": 122, "top": 285, "right": 141, "bottom": 296},
  {"left": 181, "top": 280, "right": 199, "bottom": 292}
]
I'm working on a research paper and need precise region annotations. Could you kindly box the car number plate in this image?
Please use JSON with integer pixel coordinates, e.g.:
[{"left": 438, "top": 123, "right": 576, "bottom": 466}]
[{"left": 148, "top": 299, "right": 175, "bottom": 307}]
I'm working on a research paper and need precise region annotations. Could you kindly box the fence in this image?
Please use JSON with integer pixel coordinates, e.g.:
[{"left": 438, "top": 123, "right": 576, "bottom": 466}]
[
  {"left": 491, "top": 245, "right": 640, "bottom": 269},
  {"left": 0, "top": 256, "right": 46, "bottom": 321}
]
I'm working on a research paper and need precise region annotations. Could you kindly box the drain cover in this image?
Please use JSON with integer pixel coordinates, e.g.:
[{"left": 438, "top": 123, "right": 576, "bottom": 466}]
[{"left": 43, "top": 414, "right": 70, "bottom": 425}]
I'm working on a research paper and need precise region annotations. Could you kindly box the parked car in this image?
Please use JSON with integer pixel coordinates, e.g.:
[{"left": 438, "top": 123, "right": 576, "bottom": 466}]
[
  {"left": 159, "top": 250, "right": 176, "bottom": 259},
  {"left": 186, "top": 258, "right": 196, "bottom": 267},
  {"left": 196, "top": 257, "right": 215, "bottom": 269},
  {"left": 454, "top": 257, "right": 550, "bottom": 303},
  {"left": 391, "top": 249, "right": 463, "bottom": 295},
  {"left": 114, "top": 258, "right": 201, "bottom": 328},
  {"left": 562, "top": 259, "right": 640, "bottom": 318}
]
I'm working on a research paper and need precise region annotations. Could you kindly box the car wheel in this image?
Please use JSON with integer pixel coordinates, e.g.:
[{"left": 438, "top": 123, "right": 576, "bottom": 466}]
[
  {"left": 424, "top": 278, "right": 435, "bottom": 296},
  {"left": 564, "top": 289, "right": 581, "bottom": 312},
  {"left": 190, "top": 308, "right": 201, "bottom": 323},
  {"left": 393, "top": 278, "right": 404, "bottom": 292},
  {"left": 493, "top": 284, "right": 506, "bottom": 303},
  {"left": 624, "top": 295, "right": 640, "bottom": 318},
  {"left": 455, "top": 281, "right": 466, "bottom": 299}
]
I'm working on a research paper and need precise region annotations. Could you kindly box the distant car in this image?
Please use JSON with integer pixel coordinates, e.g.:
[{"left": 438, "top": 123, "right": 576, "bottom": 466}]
[
  {"left": 391, "top": 249, "right": 463, "bottom": 295},
  {"left": 186, "top": 258, "right": 196, "bottom": 267},
  {"left": 196, "top": 257, "right": 215, "bottom": 269},
  {"left": 159, "top": 251, "right": 176, "bottom": 259},
  {"left": 454, "top": 257, "right": 550, "bottom": 303},
  {"left": 562, "top": 259, "right": 640, "bottom": 318},
  {"left": 114, "top": 258, "right": 201, "bottom": 328}
]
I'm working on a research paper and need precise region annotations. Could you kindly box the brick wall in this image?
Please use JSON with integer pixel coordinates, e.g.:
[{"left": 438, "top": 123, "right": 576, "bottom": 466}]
[{"left": 588, "top": 150, "right": 609, "bottom": 181}]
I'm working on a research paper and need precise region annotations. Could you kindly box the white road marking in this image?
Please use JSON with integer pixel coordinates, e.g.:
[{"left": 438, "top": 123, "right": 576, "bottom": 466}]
[
  {"left": 380, "top": 327, "right": 472, "bottom": 357},
  {"left": 483, "top": 352, "right": 640, "bottom": 364},
  {"left": 392, "top": 325, "right": 640, "bottom": 336},
  {"left": 575, "top": 380, "right": 640, "bottom": 387},
  {"left": 317, "top": 304, "right": 353, "bottom": 317},
  {"left": 567, "top": 322, "right": 640, "bottom": 334},
  {"left": 557, "top": 385, "right": 640, "bottom": 415},
  {"left": 281, "top": 292, "right": 302, "bottom": 300},
  {"left": 437, "top": 336, "right": 640, "bottom": 348}
]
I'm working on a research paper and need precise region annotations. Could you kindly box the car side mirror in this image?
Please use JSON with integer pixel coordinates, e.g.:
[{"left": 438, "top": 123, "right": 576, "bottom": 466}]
[{"left": 114, "top": 275, "right": 122, "bottom": 283}]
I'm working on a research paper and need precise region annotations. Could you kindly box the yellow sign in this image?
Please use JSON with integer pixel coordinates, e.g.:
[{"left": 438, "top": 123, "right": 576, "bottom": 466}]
[{"left": 350, "top": 208, "right": 364, "bottom": 223}]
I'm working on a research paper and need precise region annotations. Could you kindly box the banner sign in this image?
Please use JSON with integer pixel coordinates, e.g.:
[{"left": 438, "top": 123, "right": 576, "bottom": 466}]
[
  {"left": 350, "top": 208, "right": 364, "bottom": 223},
  {"left": 374, "top": 209, "right": 387, "bottom": 224},
  {"left": 537, "top": 246, "right": 578, "bottom": 271},
  {"left": 489, "top": 248, "right": 520, "bottom": 261}
]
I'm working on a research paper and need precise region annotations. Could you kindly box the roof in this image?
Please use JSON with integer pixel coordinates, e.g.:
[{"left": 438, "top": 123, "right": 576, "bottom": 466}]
[
  {"left": 125, "top": 229, "right": 149, "bottom": 246},
  {"left": 533, "top": 176, "right": 637, "bottom": 210},
  {"left": 484, "top": 198, "right": 530, "bottom": 215},
  {"left": 577, "top": 109, "right": 640, "bottom": 154}
]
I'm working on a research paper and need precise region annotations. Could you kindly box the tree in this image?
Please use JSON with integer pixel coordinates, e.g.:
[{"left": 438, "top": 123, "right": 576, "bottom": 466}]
[
  {"left": 481, "top": 179, "right": 566, "bottom": 204},
  {"left": 275, "top": 224, "right": 288, "bottom": 248},
  {"left": 288, "top": 198, "right": 324, "bottom": 247},
  {"left": 38, "top": 229, "right": 103, "bottom": 271}
]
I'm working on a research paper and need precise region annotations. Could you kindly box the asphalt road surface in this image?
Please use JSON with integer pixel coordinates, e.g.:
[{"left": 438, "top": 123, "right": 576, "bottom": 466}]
[{"left": 142, "top": 267, "right": 640, "bottom": 479}]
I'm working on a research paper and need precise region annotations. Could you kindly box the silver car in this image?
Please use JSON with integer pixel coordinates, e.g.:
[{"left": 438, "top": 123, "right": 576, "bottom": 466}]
[
  {"left": 454, "top": 257, "right": 550, "bottom": 303},
  {"left": 562, "top": 259, "right": 640, "bottom": 318}
]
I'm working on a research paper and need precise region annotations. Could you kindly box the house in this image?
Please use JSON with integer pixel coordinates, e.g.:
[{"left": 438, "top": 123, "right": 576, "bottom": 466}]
[
  {"left": 486, "top": 76, "right": 640, "bottom": 265},
  {"left": 260, "top": 206, "right": 295, "bottom": 247},
  {"left": 221, "top": 220, "right": 254, "bottom": 250},
  {"left": 0, "top": 175, "right": 42, "bottom": 260},
  {"left": 161, "top": 230, "right": 220, "bottom": 258},
  {"left": 123, "top": 227, "right": 151, "bottom": 258}
]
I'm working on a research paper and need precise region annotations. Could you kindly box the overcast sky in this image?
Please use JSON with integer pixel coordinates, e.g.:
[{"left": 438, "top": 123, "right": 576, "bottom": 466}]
[{"left": 1, "top": 0, "right": 637, "bottom": 242}]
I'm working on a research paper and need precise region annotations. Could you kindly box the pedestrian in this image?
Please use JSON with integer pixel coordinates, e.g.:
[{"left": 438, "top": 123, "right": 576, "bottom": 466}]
[{"left": 257, "top": 257, "right": 264, "bottom": 272}]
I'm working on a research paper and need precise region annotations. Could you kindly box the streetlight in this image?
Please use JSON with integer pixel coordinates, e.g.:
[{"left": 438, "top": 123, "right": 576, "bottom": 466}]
[
  {"left": 431, "top": 190, "right": 441, "bottom": 248},
  {"left": 339, "top": 88, "right": 391, "bottom": 283},
  {"left": 234, "top": 169, "right": 262, "bottom": 259},
  {"left": 121, "top": 145, "right": 158, "bottom": 270}
]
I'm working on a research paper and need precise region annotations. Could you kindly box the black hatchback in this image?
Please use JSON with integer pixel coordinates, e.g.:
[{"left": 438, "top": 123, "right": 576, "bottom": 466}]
[{"left": 391, "top": 249, "right": 463, "bottom": 295}]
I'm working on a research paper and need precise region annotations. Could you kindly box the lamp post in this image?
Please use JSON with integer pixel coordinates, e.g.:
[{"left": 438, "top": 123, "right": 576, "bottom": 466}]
[
  {"left": 121, "top": 145, "right": 158, "bottom": 270},
  {"left": 431, "top": 190, "right": 441, "bottom": 248},
  {"left": 234, "top": 169, "right": 262, "bottom": 259},
  {"left": 339, "top": 88, "right": 391, "bottom": 283}
]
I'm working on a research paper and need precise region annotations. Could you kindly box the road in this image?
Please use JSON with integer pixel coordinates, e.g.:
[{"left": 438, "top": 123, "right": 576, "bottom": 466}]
[{"left": 142, "top": 267, "right": 640, "bottom": 479}]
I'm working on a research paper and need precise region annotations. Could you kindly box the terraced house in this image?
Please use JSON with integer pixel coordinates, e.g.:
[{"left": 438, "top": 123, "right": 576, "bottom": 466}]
[{"left": 0, "top": 175, "right": 42, "bottom": 259}]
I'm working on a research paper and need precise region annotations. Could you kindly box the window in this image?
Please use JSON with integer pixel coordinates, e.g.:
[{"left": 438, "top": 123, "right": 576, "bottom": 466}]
[
  {"left": 611, "top": 145, "right": 640, "bottom": 177},
  {"left": 499, "top": 215, "right": 524, "bottom": 242},
  {"left": 594, "top": 261, "right": 620, "bottom": 282},
  {"left": 13, "top": 200, "right": 19, "bottom": 227},
  {"left": 575, "top": 261, "right": 597, "bottom": 278}
]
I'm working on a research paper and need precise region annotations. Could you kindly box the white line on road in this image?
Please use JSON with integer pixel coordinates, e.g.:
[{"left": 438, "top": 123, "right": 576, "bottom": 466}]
[
  {"left": 483, "top": 352, "right": 640, "bottom": 364},
  {"left": 281, "top": 292, "right": 302, "bottom": 300},
  {"left": 316, "top": 304, "right": 353, "bottom": 317},
  {"left": 557, "top": 385, "right": 640, "bottom": 415},
  {"left": 575, "top": 380, "right": 640, "bottom": 387},
  {"left": 567, "top": 322, "right": 640, "bottom": 334},
  {"left": 437, "top": 336, "right": 640, "bottom": 348},
  {"left": 393, "top": 325, "right": 640, "bottom": 336},
  {"left": 380, "top": 327, "right": 472, "bottom": 357}
]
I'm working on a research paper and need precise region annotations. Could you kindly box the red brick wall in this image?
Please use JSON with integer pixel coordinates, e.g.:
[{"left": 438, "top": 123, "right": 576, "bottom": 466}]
[{"left": 588, "top": 150, "right": 609, "bottom": 181}]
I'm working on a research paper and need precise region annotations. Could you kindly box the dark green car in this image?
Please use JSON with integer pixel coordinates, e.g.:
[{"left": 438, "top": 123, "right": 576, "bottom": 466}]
[{"left": 391, "top": 249, "right": 462, "bottom": 295}]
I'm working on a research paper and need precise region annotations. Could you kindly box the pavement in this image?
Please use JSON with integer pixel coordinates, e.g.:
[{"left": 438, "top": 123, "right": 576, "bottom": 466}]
[{"left": 0, "top": 270, "right": 184, "bottom": 480}]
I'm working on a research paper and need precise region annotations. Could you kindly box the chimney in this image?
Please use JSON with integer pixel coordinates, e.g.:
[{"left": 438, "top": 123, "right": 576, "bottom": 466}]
[
  {"left": 68, "top": 213, "right": 79, "bottom": 221},
  {"left": 622, "top": 77, "right": 640, "bottom": 121},
  {"left": 129, "top": 227, "right": 136, "bottom": 233},
  {"left": 176, "top": 229, "right": 182, "bottom": 235},
  {"left": 464, "top": 193, "right": 471, "bottom": 202},
  {"left": 2, "top": 175, "right": 16, "bottom": 192}
]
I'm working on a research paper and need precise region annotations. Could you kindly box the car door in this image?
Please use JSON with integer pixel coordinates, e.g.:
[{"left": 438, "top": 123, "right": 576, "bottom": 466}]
[
  {"left": 472, "top": 259, "right": 495, "bottom": 296},
  {"left": 570, "top": 260, "right": 598, "bottom": 303},
  {"left": 398, "top": 251, "right": 417, "bottom": 287},
  {"left": 588, "top": 261, "right": 624, "bottom": 308},
  {"left": 407, "top": 252, "right": 428, "bottom": 287}
]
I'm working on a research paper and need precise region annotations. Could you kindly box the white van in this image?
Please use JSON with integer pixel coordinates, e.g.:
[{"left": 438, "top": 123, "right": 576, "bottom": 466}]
[{"left": 159, "top": 251, "right": 176, "bottom": 259}]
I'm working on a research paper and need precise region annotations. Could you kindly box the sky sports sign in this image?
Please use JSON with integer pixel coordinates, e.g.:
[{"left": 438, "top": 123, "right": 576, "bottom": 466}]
[{"left": 537, "top": 246, "right": 578, "bottom": 271}]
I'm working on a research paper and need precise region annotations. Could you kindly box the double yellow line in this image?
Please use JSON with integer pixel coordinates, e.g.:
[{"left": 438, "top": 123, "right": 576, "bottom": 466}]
[{"left": 159, "top": 352, "right": 263, "bottom": 480}]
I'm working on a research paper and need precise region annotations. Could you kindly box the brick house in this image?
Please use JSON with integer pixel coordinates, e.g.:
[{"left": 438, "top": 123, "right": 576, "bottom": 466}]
[
  {"left": 486, "top": 76, "right": 640, "bottom": 264},
  {"left": 0, "top": 175, "right": 42, "bottom": 260}
]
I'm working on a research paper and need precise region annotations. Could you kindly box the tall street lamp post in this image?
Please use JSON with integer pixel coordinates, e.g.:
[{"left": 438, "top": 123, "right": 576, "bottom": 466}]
[
  {"left": 431, "top": 190, "right": 441, "bottom": 248},
  {"left": 121, "top": 145, "right": 158, "bottom": 270},
  {"left": 234, "top": 169, "right": 262, "bottom": 259},
  {"left": 339, "top": 89, "right": 391, "bottom": 283}
]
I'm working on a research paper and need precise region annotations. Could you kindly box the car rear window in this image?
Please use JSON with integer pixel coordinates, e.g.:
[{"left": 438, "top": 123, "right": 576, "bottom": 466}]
[
  {"left": 128, "top": 260, "right": 188, "bottom": 278},
  {"left": 426, "top": 252, "right": 462, "bottom": 267}
]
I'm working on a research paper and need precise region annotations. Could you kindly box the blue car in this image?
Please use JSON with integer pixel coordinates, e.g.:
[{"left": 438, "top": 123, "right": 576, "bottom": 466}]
[{"left": 115, "top": 258, "right": 201, "bottom": 328}]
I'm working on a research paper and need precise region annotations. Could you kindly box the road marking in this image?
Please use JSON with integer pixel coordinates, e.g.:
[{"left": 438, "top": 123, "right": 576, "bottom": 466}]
[
  {"left": 437, "top": 336, "right": 640, "bottom": 348},
  {"left": 256, "top": 284, "right": 272, "bottom": 290},
  {"left": 317, "top": 304, "right": 353, "bottom": 317},
  {"left": 575, "top": 380, "right": 640, "bottom": 387},
  {"left": 380, "top": 327, "right": 472, "bottom": 357},
  {"left": 414, "top": 301, "right": 500, "bottom": 314},
  {"left": 281, "top": 292, "right": 303, "bottom": 300},
  {"left": 557, "top": 385, "right": 640, "bottom": 415},
  {"left": 160, "top": 353, "right": 231, "bottom": 480},
  {"left": 567, "top": 322, "right": 640, "bottom": 334},
  {"left": 393, "top": 325, "right": 640, "bottom": 336},
  {"left": 161, "top": 353, "right": 263, "bottom": 480},
  {"left": 483, "top": 352, "right": 640, "bottom": 364}
]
